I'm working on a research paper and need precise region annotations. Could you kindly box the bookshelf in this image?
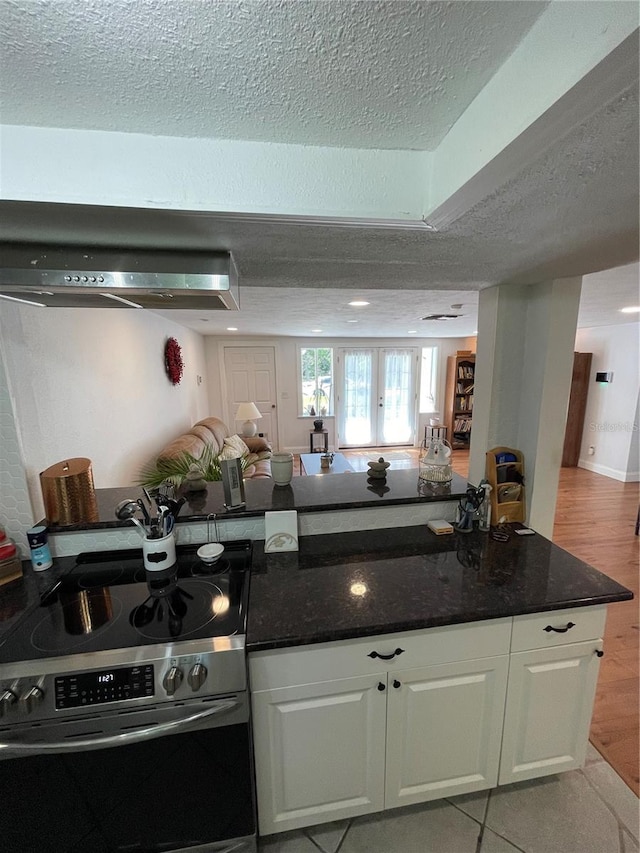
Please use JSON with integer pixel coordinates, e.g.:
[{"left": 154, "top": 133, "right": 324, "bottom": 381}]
[
  {"left": 485, "top": 447, "right": 526, "bottom": 523},
  {"left": 444, "top": 352, "right": 476, "bottom": 449}
]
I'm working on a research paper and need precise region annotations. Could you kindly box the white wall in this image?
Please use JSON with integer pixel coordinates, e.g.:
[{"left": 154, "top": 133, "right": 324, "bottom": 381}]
[
  {"left": 0, "top": 304, "right": 210, "bottom": 519},
  {"left": 575, "top": 323, "right": 640, "bottom": 481},
  {"left": 205, "top": 335, "right": 466, "bottom": 452},
  {"left": 1, "top": 125, "right": 427, "bottom": 220}
]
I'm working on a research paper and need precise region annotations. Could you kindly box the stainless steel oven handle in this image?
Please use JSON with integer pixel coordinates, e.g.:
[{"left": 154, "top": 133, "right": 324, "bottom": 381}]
[{"left": 0, "top": 698, "right": 239, "bottom": 755}]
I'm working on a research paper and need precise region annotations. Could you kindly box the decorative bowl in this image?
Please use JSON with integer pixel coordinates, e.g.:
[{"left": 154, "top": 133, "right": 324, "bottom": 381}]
[{"left": 197, "top": 543, "right": 224, "bottom": 564}]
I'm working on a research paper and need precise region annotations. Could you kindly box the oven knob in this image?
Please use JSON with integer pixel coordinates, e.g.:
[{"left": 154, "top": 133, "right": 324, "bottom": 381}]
[
  {"left": 0, "top": 689, "right": 17, "bottom": 717},
  {"left": 162, "top": 666, "right": 183, "bottom": 696},
  {"left": 20, "top": 686, "right": 44, "bottom": 714},
  {"left": 187, "top": 663, "right": 208, "bottom": 692}
]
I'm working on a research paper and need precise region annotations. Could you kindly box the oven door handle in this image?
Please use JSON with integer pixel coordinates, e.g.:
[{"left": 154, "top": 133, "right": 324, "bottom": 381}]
[{"left": 0, "top": 698, "right": 240, "bottom": 756}]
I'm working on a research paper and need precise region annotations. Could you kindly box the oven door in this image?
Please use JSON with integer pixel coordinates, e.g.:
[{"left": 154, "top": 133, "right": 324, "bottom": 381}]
[{"left": 0, "top": 694, "right": 256, "bottom": 853}]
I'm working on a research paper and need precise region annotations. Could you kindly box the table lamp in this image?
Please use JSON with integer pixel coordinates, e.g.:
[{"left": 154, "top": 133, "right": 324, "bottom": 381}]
[{"left": 235, "top": 402, "right": 262, "bottom": 437}]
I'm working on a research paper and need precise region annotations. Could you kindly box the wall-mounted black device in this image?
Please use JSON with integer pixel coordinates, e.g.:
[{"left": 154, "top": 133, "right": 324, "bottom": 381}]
[{"left": 595, "top": 372, "right": 614, "bottom": 383}]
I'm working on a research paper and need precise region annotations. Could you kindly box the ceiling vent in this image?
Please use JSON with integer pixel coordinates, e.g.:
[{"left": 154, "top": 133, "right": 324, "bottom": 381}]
[
  {"left": 0, "top": 244, "right": 239, "bottom": 310},
  {"left": 422, "top": 313, "right": 462, "bottom": 321}
]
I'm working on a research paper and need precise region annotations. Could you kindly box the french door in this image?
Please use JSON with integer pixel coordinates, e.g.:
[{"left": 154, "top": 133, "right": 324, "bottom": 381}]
[{"left": 337, "top": 348, "right": 418, "bottom": 447}]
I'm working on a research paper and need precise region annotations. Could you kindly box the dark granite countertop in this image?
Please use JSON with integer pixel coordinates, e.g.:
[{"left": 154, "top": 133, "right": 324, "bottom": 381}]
[
  {"left": 43, "top": 470, "right": 470, "bottom": 533},
  {"left": 246, "top": 524, "right": 633, "bottom": 652}
]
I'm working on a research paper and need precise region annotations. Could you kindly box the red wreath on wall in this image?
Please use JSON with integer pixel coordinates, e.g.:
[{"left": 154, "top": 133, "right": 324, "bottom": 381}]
[{"left": 164, "top": 337, "right": 184, "bottom": 385}]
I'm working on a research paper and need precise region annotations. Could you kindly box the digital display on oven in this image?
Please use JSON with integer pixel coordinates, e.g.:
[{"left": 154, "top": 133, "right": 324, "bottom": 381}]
[{"left": 55, "top": 664, "right": 154, "bottom": 709}]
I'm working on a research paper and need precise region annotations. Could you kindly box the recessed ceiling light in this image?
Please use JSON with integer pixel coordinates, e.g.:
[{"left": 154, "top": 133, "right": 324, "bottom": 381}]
[
  {"left": 620, "top": 306, "right": 640, "bottom": 314},
  {"left": 311, "top": 328, "right": 323, "bottom": 333},
  {"left": 226, "top": 327, "right": 238, "bottom": 331},
  {"left": 349, "top": 300, "right": 370, "bottom": 307},
  {"left": 407, "top": 330, "right": 417, "bottom": 334},
  {"left": 347, "top": 319, "right": 358, "bottom": 323}
]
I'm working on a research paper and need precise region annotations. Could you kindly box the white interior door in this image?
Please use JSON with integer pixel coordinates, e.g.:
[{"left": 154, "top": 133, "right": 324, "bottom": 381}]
[
  {"left": 223, "top": 346, "right": 278, "bottom": 448},
  {"left": 337, "top": 348, "right": 417, "bottom": 447}
]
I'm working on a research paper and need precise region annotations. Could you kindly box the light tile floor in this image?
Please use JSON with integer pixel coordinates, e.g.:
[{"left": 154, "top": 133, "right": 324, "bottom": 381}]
[{"left": 258, "top": 746, "right": 639, "bottom": 853}]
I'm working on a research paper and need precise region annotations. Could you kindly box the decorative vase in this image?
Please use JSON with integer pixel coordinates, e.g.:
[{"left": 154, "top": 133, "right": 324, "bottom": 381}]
[
  {"left": 271, "top": 452, "right": 294, "bottom": 486},
  {"left": 313, "top": 419, "right": 324, "bottom": 431}
]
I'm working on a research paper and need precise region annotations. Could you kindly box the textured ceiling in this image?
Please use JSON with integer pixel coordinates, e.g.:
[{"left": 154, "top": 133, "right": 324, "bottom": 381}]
[
  {"left": 0, "top": 0, "right": 637, "bottom": 338},
  {"left": 0, "top": 0, "right": 547, "bottom": 149}
]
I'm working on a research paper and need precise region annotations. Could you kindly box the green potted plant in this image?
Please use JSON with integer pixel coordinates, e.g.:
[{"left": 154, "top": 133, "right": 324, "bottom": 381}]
[{"left": 138, "top": 444, "right": 248, "bottom": 490}]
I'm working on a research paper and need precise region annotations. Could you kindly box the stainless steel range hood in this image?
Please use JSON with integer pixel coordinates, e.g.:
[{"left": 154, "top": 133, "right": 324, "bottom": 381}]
[{"left": 0, "top": 245, "right": 239, "bottom": 310}]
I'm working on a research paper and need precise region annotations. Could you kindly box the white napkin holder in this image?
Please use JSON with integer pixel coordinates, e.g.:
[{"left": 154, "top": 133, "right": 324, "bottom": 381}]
[{"left": 264, "top": 511, "right": 299, "bottom": 553}]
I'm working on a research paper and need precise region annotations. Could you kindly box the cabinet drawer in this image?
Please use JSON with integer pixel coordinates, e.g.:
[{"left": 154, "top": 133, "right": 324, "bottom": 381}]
[
  {"left": 511, "top": 605, "right": 606, "bottom": 652},
  {"left": 249, "top": 618, "right": 512, "bottom": 691}
]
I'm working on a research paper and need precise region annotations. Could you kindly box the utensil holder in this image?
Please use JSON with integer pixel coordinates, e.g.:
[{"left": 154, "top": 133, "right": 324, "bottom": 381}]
[{"left": 142, "top": 532, "right": 176, "bottom": 572}]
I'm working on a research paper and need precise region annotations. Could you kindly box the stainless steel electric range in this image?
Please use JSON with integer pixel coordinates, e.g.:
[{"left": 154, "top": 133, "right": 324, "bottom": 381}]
[{"left": 0, "top": 541, "right": 256, "bottom": 853}]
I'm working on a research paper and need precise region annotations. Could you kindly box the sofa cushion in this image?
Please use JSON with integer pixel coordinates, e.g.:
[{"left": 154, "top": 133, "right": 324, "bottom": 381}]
[
  {"left": 244, "top": 435, "right": 272, "bottom": 455},
  {"left": 158, "top": 433, "right": 207, "bottom": 462},
  {"left": 220, "top": 434, "right": 251, "bottom": 459},
  {"left": 155, "top": 415, "right": 272, "bottom": 480},
  {"left": 194, "top": 417, "right": 229, "bottom": 449}
]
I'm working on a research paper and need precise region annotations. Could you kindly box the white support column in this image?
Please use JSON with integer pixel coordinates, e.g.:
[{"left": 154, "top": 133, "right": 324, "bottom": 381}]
[{"left": 469, "top": 278, "right": 582, "bottom": 538}]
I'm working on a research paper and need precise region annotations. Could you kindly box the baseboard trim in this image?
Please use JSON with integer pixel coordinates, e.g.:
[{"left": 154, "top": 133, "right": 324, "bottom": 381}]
[{"left": 577, "top": 459, "right": 640, "bottom": 482}]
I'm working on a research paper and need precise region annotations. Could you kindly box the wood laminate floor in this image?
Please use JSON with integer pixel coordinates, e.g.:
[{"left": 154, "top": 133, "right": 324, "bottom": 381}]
[{"left": 331, "top": 447, "right": 639, "bottom": 795}]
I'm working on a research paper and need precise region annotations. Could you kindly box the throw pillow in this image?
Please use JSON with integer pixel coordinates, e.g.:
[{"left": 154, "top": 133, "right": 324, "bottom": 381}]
[{"left": 219, "top": 434, "right": 251, "bottom": 460}]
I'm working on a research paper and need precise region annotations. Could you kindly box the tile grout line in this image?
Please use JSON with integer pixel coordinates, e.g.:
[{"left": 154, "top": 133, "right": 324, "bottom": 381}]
[
  {"left": 304, "top": 819, "right": 353, "bottom": 853},
  {"left": 334, "top": 819, "right": 352, "bottom": 853},
  {"left": 580, "top": 767, "right": 640, "bottom": 845},
  {"left": 478, "top": 788, "right": 528, "bottom": 853}
]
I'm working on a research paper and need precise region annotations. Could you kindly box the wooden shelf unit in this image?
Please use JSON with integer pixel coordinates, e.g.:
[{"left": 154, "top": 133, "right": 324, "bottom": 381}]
[
  {"left": 444, "top": 353, "right": 476, "bottom": 449},
  {"left": 485, "top": 447, "right": 526, "bottom": 523}
]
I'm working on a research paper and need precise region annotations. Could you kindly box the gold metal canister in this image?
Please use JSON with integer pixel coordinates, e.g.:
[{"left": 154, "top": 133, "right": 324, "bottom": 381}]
[{"left": 40, "top": 458, "right": 99, "bottom": 526}]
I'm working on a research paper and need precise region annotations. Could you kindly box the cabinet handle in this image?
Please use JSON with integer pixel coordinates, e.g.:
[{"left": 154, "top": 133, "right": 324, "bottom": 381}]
[
  {"left": 543, "top": 622, "right": 575, "bottom": 634},
  {"left": 377, "top": 682, "right": 386, "bottom": 691},
  {"left": 368, "top": 648, "right": 405, "bottom": 661},
  {"left": 393, "top": 679, "right": 401, "bottom": 689},
  {"left": 595, "top": 649, "right": 604, "bottom": 658}
]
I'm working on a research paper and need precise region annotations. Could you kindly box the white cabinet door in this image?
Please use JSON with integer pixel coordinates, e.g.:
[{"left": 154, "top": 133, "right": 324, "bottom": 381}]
[
  {"left": 385, "top": 656, "right": 509, "bottom": 809},
  {"left": 251, "top": 675, "right": 387, "bottom": 836},
  {"left": 499, "top": 639, "right": 603, "bottom": 785}
]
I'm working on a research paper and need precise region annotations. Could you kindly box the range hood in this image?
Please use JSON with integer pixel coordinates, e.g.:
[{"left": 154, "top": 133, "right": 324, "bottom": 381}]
[{"left": 0, "top": 244, "right": 239, "bottom": 310}]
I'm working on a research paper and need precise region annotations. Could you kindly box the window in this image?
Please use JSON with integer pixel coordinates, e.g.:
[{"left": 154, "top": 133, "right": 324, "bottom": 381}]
[
  {"left": 300, "top": 347, "right": 333, "bottom": 416},
  {"left": 419, "top": 346, "right": 438, "bottom": 412}
]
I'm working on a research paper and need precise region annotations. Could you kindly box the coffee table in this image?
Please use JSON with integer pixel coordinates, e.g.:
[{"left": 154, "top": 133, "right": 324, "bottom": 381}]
[{"left": 300, "top": 452, "right": 354, "bottom": 475}]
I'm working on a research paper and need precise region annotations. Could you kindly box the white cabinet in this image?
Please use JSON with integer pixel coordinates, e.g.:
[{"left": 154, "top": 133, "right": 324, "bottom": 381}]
[
  {"left": 250, "top": 620, "right": 511, "bottom": 836},
  {"left": 251, "top": 674, "right": 386, "bottom": 835},
  {"left": 499, "top": 606, "right": 605, "bottom": 785},
  {"left": 385, "top": 656, "right": 508, "bottom": 809},
  {"left": 249, "top": 606, "right": 607, "bottom": 836}
]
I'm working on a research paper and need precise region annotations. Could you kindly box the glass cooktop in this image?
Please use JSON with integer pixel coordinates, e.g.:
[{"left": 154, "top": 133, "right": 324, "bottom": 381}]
[{"left": 0, "top": 542, "right": 251, "bottom": 664}]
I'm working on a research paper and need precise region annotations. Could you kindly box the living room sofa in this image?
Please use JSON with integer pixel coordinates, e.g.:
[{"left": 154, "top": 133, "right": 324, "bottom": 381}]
[{"left": 157, "top": 416, "right": 272, "bottom": 479}]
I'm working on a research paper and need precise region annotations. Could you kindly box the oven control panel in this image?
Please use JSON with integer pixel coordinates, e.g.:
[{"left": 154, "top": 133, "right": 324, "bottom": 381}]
[
  {"left": 0, "top": 638, "right": 246, "bottom": 723},
  {"left": 54, "top": 665, "right": 155, "bottom": 709}
]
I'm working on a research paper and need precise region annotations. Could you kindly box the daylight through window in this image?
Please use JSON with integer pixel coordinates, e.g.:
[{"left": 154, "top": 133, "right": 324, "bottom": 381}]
[
  {"left": 419, "top": 346, "right": 438, "bottom": 412},
  {"left": 300, "top": 347, "right": 333, "bottom": 416}
]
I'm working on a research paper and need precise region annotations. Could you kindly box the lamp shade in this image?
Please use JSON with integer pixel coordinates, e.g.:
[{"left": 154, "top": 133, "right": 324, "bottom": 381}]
[
  {"left": 235, "top": 402, "right": 262, "bottom": 437},
  {"left": 235, "top": 402, "right": 262, "bottom": 421}
]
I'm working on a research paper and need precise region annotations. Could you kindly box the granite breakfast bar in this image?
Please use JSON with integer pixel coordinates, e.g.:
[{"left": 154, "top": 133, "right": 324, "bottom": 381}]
[
  {"left": 245, "top": 524, "right": 632, "bottom": 836},
  {"left": 5, "top": 468, "right": 633, "bottom": 842}
]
